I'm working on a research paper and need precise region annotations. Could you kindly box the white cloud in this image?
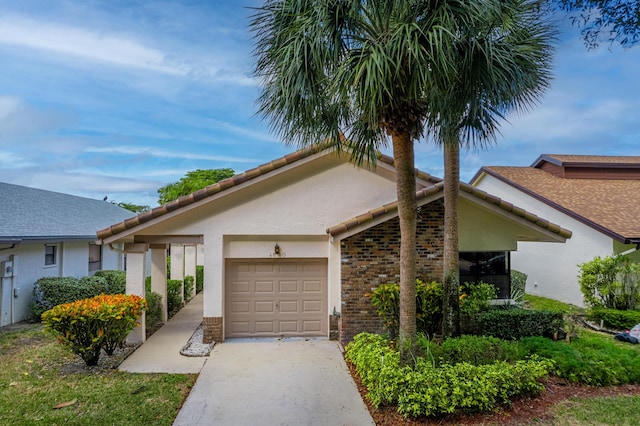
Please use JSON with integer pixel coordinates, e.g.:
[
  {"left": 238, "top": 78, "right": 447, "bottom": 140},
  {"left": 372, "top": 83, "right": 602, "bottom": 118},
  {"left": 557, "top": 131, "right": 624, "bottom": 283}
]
[
  {"left": 0, "top": 16, "right": 190, "bottom": 76},
  {"left": 84, "top": 145, "right": 260, "bottom": 163}
]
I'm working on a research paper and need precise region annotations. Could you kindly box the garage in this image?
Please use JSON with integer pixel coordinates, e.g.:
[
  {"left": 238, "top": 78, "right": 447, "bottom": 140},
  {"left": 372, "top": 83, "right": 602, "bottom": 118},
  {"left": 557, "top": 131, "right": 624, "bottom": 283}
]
[{"left": 225, "top": 258, "right": 328, "bottom": 338}]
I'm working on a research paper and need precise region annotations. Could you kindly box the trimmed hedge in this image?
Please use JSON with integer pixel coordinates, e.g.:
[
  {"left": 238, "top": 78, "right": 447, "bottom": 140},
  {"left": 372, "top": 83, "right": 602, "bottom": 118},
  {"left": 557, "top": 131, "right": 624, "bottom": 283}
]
[
  {"left": 196, "top": 265, "right": 204, "bottom": 293},
  {"left": 93, "top": 270, "right": 126, "bottom": 294},
  {"left": 422, "top": 335, "right": 528, "bottom": 367},
  {"left": 167, "top": 279, "right": 183, "bottom": 315},
  {"left": 184, "top": 275, "right": 195, "bottom": 301},
  {"left": 590, "top": 308, "right": 640, "bottom": 330},
  {"left": 479, "top": 309, "right": 564, "bottom": 340}
]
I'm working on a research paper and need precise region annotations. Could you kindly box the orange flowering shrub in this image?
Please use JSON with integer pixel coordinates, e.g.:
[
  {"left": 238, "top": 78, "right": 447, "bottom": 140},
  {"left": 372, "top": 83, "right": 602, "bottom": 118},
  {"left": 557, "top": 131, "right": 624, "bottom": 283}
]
[{"left": 42, "top": 294, "right": 147, "bottom": 366}]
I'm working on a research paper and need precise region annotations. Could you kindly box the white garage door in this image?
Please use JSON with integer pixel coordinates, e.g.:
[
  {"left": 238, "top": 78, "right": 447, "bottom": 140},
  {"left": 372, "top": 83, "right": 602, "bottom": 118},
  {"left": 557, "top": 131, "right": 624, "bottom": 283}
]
[{"left": 225, "top": 258, "right": 328, "bottom": 338}]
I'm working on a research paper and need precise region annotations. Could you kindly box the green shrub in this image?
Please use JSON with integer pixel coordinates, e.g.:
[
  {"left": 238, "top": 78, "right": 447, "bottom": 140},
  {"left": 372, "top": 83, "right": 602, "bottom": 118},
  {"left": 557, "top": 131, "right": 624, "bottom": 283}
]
[
  {"left": 426, "top": 335, "right": 527, "bottom": 367},
  {"left": 93, "top": 270, "right": 126, "bottom": 294},
  {"left": 196, "top": 265, "right": 204, "bottom": 293},
  {"left": 345, "top": 332, "right": 553, "bottom": 417},
  {"left": 184, "top": 276, "right": 195, "bottom": 301},
  {"left": 31, "top": 277, "right": 95, "bottom": 319},
  {"left": 590, "top": 308, "right": 640, "bottom": 330},
  {"left": 79, "top": 275, "right": 109, "bottom": 294},
  {"left": 41, "top": 294, "right": 147, "bottom": 366},
  {"left": 369, "top": 280, "right": 443, "bottom": 338},
  {"left": 510, "top": 270, "right": 527, "bottom": 304},
  {"left": 521, "top": 333, "right": 640, "bottom": 386},
  {"left": 145, "top": 291, "right": 163, "bottom": 330},
  {"left": 479, "top": 309, "right": 564, "bottom": 340},
  {"left": 579, "top": 254, "right": 640, "bottom": 310},
  {"left": 167, "top": 279, "right": 183, "bottom": 315}
]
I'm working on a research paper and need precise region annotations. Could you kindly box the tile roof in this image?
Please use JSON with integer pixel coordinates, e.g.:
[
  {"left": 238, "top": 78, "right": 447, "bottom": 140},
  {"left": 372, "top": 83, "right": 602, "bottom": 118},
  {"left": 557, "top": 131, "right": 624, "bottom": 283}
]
[
  {"left": 481, "top": 166, "right": 640, "bottom": 241},
  {"left": 0, "top": 182, "right": 135, "bottom": 240},
  {"left": 96, "top": 145, "right": 442, "bottom": 241},
  {"left": 326, "top": 180, "right": 572, "bottom": 239}
]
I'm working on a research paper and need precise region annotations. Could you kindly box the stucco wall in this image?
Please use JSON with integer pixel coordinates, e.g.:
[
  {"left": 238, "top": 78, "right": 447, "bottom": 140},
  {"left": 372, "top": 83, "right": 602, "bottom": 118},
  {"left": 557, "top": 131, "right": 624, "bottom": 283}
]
[{"left": 474, "top": 174, "right": 614, "bottom": 306}]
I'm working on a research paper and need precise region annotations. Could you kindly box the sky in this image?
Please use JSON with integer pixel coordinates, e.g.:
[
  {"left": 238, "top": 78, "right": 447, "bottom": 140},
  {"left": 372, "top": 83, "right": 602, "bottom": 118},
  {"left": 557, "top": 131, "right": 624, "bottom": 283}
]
[{"left": 0, "top": 1, "right": 638, "bottom": 209}]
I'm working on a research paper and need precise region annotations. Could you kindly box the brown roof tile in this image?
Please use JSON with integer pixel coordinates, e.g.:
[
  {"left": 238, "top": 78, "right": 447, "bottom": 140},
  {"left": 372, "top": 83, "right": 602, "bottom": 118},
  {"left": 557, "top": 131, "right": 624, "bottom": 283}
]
[
  {"left": 483, "top": 165, "right": 640, "bottom": 240},
  {"left": 537, "top": 154, "right": 640, "bottom": 166}
]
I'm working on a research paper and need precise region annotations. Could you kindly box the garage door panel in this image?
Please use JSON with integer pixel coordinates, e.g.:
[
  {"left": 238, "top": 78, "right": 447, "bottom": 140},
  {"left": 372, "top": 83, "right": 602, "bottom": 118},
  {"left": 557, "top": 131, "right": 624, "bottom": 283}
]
[
  {"left": 225, "top": 259, "right": 327, "bottom": 338},
  {"left": 255, "top": 280, "right": 275, "bottom": 293}
]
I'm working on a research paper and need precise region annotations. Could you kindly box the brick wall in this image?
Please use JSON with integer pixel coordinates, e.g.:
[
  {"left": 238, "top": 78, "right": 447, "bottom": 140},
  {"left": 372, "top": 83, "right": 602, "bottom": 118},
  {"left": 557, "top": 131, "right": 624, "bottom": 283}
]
[{"left": 339, "top": 199, "right": 445, "bottom": 345}]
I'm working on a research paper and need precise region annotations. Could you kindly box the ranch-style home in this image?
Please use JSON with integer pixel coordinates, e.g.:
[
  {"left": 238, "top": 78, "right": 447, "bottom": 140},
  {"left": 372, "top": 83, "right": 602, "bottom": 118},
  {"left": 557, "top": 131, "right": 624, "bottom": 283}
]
[
  {"left": 0, "top": 182, "right": 134, "bottom": 326},
  {"left": 95, "top": 146, "right": 570, "bottom": 345},
  {"left": 471, "top": 154, "right": 640, "bottom": 307}
]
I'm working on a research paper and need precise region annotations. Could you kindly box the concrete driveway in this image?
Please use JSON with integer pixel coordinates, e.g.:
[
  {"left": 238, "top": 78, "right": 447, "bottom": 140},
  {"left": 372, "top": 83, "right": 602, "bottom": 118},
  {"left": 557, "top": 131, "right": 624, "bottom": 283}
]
[{"left": 173, "top": 338, "right": 374, "bottom": 426}]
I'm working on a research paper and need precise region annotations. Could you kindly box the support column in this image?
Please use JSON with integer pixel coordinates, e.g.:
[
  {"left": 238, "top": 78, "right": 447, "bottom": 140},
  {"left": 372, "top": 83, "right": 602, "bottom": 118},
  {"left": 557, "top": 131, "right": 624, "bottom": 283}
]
[
  {"left": 203, "top": 238, "right": 223, "bottom": 343},
  {"left": 170, "top": 243, "right": 185, "bottom": 303},
  {"left": 150, "top": 244, "right": 168, "bottom": 323},
  {"left": 184, "top": 245, "right": 197, "bottom": 301},
  {"left": 125, "top": 243, "right": 148, "bottom": 345}
]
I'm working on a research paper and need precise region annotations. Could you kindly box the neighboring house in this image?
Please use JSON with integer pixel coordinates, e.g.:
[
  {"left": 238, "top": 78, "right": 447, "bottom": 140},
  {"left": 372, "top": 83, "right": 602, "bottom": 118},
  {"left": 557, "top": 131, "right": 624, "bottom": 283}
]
[
  {"left": 0, "top": 182, "right": 135, "bottom": 326},
  {"left": 471, "top": 154, "right": 640, "bottom": 307},
  {"left": 95, "top": 146, "right": 570, "bottom": 345}
]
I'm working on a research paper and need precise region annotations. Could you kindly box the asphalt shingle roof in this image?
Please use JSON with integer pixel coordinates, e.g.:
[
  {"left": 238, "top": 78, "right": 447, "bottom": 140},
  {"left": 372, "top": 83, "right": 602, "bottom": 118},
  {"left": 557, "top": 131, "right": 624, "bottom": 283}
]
[
  {"left": 0, "top": 182, "right": 135, "bottom": 240},
  {"left": 481, "top": 165, "right": 640, "bottom": 241}
]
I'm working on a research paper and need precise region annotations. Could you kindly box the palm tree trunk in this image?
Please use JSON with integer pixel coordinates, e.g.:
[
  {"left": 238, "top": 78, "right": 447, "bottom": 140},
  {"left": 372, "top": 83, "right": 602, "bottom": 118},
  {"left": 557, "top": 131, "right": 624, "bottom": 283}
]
[
  {"left": 442, "top": 140, "right": 461, "bottom": 338},
  {"left": 392, "top": 131, "right": 417, "bottom": 364}
]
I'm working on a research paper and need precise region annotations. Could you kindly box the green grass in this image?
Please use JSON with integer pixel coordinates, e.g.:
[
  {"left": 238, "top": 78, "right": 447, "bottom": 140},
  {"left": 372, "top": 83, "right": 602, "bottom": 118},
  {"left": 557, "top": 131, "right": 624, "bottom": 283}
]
[
  {"left": 551, "top": 395, "right": 640, "bottom": 426},
  {"left": 0, "top": 324, "right": 196, "bottom": 426},
  {"left": 524, "top": 294, "right": 586, "bottom": 314}
]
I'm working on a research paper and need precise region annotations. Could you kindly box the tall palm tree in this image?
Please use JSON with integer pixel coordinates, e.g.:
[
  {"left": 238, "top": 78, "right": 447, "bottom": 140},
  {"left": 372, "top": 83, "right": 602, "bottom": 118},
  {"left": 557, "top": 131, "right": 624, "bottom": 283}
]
[
  {"left": 250, "top": 0, "right": 553, "bottom": 359},
  {"left": 433, "top": 1, "right": 555, "bottom": 337}
]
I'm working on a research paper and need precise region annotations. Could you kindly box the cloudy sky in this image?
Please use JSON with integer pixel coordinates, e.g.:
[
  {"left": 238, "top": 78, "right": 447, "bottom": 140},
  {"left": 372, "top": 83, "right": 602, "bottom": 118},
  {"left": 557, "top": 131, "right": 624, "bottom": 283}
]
[{"left": 0, "top": 1, "right": 638, "bottom": 208}]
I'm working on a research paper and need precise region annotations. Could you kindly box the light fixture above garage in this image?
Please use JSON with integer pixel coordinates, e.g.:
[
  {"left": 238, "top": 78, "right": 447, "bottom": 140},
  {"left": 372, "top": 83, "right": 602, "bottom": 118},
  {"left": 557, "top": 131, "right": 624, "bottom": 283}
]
[{"left": 270, "top": 242, "right": 286, "bottom": 258}]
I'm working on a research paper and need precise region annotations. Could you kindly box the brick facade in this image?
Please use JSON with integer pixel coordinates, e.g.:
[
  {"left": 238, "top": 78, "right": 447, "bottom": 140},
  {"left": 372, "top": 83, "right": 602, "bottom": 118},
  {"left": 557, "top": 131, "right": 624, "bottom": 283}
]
[
  {"left": 339, "top": 199, "right": 445, "bottom": 345},
  {"left": 202, "top": 316, "right": 223, "bottom": 343}
]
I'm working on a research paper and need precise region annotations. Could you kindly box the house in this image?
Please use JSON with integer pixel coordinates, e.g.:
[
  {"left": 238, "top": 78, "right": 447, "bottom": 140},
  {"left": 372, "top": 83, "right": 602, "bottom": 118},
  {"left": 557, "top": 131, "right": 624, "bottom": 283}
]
[
  {"left": 471, "top": 154, "right": 640, "bottom": 307},
  {"left": 0, "top": 182, "right": 135, "bottom": 326},
  {"left": 95, "top": 146, "right": 570, "bottom": 345}
]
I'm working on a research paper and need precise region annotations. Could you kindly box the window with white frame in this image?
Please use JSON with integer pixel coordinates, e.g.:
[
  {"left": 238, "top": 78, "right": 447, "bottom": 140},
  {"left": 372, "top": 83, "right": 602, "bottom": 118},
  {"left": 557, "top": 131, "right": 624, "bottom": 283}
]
[{"left": 44, "top": 244, "right": 58, "bottom": 266}]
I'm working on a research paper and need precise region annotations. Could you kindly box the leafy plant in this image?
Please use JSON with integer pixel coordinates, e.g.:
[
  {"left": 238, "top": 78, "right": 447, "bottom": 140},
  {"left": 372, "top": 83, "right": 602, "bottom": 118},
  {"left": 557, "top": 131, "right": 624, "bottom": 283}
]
[
  {"left": 196, "top": 265, "right": 204, "bottom": 293},
  {"left": 510, "top": 270, "right": 527, "bottom": 306},
  {"left": 579, "top": 254, "right": 640, "bottom": 310},
  {"left": 93, "top": 270, "right": 127, "bottom": 294},
  {"left": 427, "top": 335, "right": 528, "bottom": 367},
  {"left": 145, "top": 291, "right": 164, "bottom": 331},
  {"left": 41, "top": 294, "right": 147, "bottom": 366},
  {"left": 460, "top": 281, "right": 496, "bottom": 318},
  {"left": 369, "top": 280, "right": 443, "bottom": 338},
  {"left": 167, "top": 279, "right": 183, "bottom": 316}
]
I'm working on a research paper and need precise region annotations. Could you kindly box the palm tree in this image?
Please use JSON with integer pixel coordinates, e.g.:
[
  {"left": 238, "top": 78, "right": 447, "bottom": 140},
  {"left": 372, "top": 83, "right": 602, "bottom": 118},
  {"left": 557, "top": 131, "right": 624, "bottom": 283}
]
[
  {"left": 250, "top": 0, "right": 553, "bottom": 359},
  {"left": 433, "top": 1, "right": 554, "bottom": 337}
]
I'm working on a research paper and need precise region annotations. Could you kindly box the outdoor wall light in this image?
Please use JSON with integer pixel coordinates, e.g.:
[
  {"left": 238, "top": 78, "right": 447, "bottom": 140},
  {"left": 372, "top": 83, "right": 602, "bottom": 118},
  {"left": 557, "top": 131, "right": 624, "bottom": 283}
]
[{"left": 274, "top": 243, "right": 281, "bottom": 256}]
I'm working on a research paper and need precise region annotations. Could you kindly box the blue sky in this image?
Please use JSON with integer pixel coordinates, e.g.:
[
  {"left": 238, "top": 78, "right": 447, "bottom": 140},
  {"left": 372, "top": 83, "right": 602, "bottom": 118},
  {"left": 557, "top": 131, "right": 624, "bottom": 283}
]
[{"left": 0, "top": 1, "right": 638, "bottom": 208}]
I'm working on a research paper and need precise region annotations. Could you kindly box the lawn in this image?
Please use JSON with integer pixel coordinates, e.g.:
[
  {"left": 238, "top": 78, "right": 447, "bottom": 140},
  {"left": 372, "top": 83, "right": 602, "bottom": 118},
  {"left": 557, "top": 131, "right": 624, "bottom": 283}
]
[{"left": 0, "top": 324, "right": 196, "bottom": 426}]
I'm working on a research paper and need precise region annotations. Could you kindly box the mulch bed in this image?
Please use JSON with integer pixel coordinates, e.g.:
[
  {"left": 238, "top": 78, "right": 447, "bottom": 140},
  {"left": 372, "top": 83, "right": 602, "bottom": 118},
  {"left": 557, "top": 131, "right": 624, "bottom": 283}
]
[{"left": 347, "top": 361, "right": 640, "bottom": 425}]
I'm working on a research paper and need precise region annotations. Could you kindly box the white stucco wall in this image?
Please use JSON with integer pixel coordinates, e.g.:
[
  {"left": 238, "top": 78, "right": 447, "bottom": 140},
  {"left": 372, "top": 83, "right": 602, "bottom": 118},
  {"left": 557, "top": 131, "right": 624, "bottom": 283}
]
[
  {"left": 0, "top": 240, "right": 126, "bottom": 325},
  {"left": 133, "top": 158, "right": 399, "bottom": 324},
  {"left": 474, "top": 174, "right": 620, "bottom": 306}
]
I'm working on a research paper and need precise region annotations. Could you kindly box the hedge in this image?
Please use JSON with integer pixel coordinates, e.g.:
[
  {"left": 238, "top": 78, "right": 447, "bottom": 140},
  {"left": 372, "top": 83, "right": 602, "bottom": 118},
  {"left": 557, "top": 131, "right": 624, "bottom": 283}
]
[
  {"left": 479, "top": 309, "right": 564, "bottom": 340},
  {"left": 590, "top": 308, "right": 640, "bottom": 330}
]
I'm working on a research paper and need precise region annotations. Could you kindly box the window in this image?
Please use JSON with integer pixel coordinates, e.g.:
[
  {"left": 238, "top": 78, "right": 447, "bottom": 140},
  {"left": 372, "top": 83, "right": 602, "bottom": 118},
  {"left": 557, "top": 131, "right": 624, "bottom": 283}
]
[
  {"left": 44, "top": 245, "right": 57, "bottom": 266},
  {"left": 89, "top": 243, "right": 102, "bottom": 273},
  {"left": 459, "top": 251, "right": 510, "bottom": 299}
]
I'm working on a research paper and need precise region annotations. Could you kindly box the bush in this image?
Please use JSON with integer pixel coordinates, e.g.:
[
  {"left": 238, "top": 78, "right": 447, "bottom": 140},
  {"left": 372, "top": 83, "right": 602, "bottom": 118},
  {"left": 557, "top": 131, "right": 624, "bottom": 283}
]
[
  {"left": 479, "top": 309, "right": 564, "bottom": 340},
  {"left": 424, "top": 335, "right": 528, "bottom": 367},
  {"left": 167, "top": 279, "right": 183, "bottom": 316},
  {"left": 184, "top": 276, "right": 195, "bottom": 301},
  {"left": 32, "top": 277, "right": 97, "bottom": 319},
  {"left": 510, "top": 270, "right": 527, "bottom": 304},
  {"left": 590, "top": 308, "right": 640, "bottom": 330},
  {"left": 145, "top": 291, "right": 163, "bottom": 331},
  {"left": 345, "top": 333, "right": 552, "bottom": 417},
  {"left": 369, "top": 280, "right": 443, "bottom": 338},
  {"left": 196, "top": 265, "right": 204, "bottom": 293},
  {"left": 93, "top": 270, "right": 126, "bottom": 294},
  {"left": 579, "top": 254, "right": 640, "bottom": 310},
  {"left": 41, "top": 294, "right": 147, "bottom": 366}
]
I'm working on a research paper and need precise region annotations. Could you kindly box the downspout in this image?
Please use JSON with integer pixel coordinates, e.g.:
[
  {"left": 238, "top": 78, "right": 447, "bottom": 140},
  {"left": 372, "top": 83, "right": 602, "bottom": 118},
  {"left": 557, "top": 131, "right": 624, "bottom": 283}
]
[{"left": 619, "top": 240, "right": 640, "bottom": 256}]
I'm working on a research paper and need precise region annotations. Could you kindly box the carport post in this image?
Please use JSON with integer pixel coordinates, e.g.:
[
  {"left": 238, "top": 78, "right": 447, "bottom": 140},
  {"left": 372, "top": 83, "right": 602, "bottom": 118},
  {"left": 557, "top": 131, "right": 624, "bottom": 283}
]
[
  {"left": 125, "top": 243, "right": 148, "bottom": 345},
  {"left": 170, "top": 243, "right": 185, "bottom": 303},
  {"left": 150, "top": 244, "right": 169, "bottom": 323}
]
